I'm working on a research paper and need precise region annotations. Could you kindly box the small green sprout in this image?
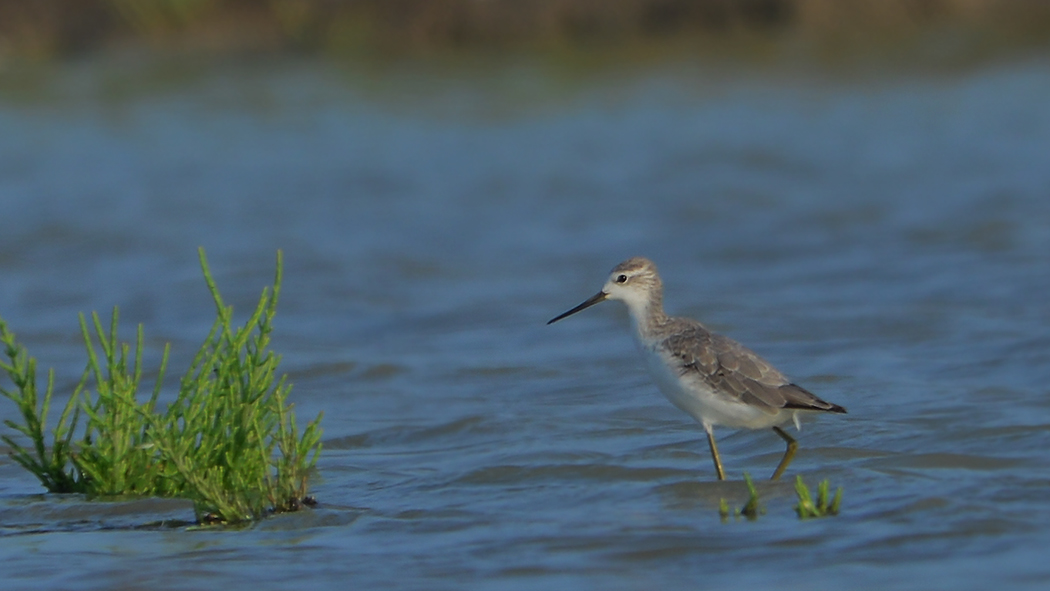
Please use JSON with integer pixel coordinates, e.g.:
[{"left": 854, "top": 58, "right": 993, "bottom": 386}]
[
  {"left": 794, "top": 475, "right": 843, "bottom": 519},
  {"left": 740, "top": 472, "right": 764, "bottom": 520},
  {"left": 718, "top": 497, "right": 731, "bottom": 521},
  {"left": 718, "top": 473, "right": 765, "bottom": 521}
]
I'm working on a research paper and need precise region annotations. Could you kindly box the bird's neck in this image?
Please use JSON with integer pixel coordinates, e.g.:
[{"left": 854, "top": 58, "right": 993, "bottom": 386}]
[{"left": 624, "top": 290, "right": 669, "bottom": 341}]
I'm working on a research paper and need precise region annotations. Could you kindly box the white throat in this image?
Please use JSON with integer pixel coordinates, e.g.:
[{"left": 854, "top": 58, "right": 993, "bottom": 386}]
[{"left": 611, "top": 288, "right": 661, "bottom": 340}]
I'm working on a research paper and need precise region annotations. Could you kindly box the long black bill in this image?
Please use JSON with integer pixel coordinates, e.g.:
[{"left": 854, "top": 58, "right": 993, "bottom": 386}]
[{"left": 547, "top": 291, "right": 608, "bottom": 325}]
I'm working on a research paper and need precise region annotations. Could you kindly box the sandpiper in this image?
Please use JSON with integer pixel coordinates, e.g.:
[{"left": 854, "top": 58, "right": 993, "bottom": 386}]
[{"left": 548, "top": 257, "right": 846, "bottom": 481}]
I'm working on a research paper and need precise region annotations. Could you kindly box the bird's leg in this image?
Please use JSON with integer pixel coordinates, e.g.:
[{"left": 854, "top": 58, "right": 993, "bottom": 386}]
[
  {"left": 770, "top": 426, "right": 798, "bottom": 481},
  {"left": 704, "top": 425, "right": 726, "bottom": 481}
]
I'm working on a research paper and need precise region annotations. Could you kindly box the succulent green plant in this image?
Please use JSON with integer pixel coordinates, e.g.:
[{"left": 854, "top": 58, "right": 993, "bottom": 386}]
[
  {"left": 794, "top": 475, "right": 843, "bottom": 519},
  {"left": 1, "top": 248, "right": 322, "bottom": 524}
]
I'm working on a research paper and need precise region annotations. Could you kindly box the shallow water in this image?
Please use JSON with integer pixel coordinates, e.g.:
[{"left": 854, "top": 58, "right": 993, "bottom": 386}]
[{"left": 2, "top": 53, "right": 1050, "bottom": 590}]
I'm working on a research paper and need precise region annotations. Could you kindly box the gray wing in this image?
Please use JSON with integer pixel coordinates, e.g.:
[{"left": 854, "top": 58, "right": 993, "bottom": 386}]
[{"left": 662, "top": 322, "right": 844, "bottom": 415}]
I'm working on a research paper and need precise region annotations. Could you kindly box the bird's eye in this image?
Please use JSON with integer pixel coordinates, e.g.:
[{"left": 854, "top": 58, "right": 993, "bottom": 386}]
[{"left": 616, "top": 274, "right": 628, "bottom": 284}]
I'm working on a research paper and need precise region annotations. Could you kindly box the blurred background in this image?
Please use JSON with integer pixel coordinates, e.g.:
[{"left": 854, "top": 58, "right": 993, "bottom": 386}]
[
  {"left": 3, "top": 1, "right": 1050, "bottom": 590},
  {"left": 2, "top": 0, "right": 1050, "bottom": 60}
]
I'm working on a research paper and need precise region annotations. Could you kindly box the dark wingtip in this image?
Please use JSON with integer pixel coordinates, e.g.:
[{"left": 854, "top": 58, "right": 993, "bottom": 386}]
[
  {"left": 784, "top": 400, "right": 847, "bottom": 414},
  {"left": 780, "top": 383, "right": 847, "bottom": 414}
]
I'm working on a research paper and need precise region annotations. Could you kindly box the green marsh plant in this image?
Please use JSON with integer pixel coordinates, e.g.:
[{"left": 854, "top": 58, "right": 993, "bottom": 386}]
[
  {"left": 0, "top": 323, "right": 84, "bottom": 493},
  {"left": 719, "top": 473, "right": 765, "bottom": 522},
  {"left": 0, "top": 248, "right": 322, "bottom": 524},
  {"left": 740, "top": 472, "right": 764, "bottom": 520},
  {"left": 794, "top": 475, "right": 843, "bottom": 519}
]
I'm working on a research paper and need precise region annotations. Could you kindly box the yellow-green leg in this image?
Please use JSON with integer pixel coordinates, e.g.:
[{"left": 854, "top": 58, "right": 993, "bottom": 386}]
[
  {"left": 770, "top": 426, "right": 798, "bottom": 481},
  {"left": 705, "top": 426, "right": 726, "bottom": 481}
]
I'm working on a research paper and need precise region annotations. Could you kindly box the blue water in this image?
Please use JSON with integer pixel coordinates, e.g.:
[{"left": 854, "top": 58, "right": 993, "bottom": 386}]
[{"left": 2, "top": 53, "right": 1050, "bottom": 589}]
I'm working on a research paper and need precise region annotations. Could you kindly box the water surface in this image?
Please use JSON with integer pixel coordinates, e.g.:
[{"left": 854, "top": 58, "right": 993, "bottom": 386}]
[{"left": 2, "top": 54, "right": 1050, "bottom": 590}]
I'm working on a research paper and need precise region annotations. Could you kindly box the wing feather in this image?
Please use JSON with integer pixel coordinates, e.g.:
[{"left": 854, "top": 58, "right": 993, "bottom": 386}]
[{"left": 661, "top": 321, "right": 844, "bottom": 415}]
